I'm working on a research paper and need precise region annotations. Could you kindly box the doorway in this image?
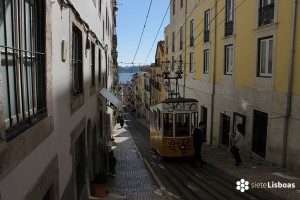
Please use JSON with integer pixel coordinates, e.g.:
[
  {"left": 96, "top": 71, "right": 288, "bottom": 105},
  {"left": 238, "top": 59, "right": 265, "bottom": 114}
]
[
  {"left": 252, "top": 110, "right": 268, "bottom": 158},
  {"left": 221, "top": 114, "right": 230, "bottom": 147}
]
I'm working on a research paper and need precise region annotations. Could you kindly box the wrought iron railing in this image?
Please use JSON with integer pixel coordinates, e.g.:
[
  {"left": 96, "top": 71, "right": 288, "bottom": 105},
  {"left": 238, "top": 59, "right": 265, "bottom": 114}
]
[{"left": 259, "top": 3, "right": 274, "bottom": 26}]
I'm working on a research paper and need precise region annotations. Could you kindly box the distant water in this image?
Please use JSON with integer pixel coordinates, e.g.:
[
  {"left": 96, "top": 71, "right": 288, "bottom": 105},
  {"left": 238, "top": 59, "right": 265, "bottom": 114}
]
[{"left": 119, "top": 73, "right": 133, "bottom": 83}]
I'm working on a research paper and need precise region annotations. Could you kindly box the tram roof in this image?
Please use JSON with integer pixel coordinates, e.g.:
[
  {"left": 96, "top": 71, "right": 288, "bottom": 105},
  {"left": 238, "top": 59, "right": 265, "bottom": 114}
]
[{"left": 161, "top": 98, "right": 198, "bottom": 103}]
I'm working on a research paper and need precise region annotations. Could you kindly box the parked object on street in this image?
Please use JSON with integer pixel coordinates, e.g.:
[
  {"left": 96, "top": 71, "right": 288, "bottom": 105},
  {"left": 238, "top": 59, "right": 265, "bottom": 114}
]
[
  {"left": 90, "top": 171, "right": 108, "bottom": 197},
  {"left": 150, "top": 98, "right": 198, "bottom": 158}
]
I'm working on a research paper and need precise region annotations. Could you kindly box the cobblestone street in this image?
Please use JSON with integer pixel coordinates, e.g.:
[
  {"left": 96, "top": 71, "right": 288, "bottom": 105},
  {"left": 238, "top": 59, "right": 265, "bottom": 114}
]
[{"left": 103, "top": 123, "right": 166, "bottom": 200}]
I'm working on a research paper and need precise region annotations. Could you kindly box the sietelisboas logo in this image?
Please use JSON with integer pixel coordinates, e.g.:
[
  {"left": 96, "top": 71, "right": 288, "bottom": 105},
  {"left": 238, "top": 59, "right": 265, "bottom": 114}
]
[{"left": 236, "top": 179, "right": 250, "bottom": 192}]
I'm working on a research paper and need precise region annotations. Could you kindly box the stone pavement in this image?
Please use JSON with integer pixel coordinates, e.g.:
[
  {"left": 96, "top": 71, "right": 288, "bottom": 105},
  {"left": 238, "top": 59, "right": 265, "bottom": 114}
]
[
  {"left": 99, "top": 122, "right": 166, "bottom": 200},
  {"left": 137, "top": 117, "right": 300, "bottom": 200}
]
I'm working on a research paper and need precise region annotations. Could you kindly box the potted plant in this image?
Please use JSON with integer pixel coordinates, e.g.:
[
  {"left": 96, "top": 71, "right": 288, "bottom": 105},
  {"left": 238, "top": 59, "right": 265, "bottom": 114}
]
[{"left": 90, "top": 171, "right": 108, "bottom": 197}]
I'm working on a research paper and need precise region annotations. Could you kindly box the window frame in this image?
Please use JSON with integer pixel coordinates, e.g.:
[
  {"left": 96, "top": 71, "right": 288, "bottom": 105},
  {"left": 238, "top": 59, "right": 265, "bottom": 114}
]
[
  {"left": 172, "top": 31, "right": 175, "bottom": 52},
  {"left": 257, "top": 36, "right": 273, "bottom": 77},
  {"left": 224, "top": 44, "right": 234, "bottom": 75},
  {"left": 204, "top": 9, "right": 210, "bottom": 42},
  {"left": 90, "top": 42, "right": 95, "bottom": 86},
  {"left": 225, "top": 0, "right": 234, "bottom": 36},
  {"left": 190, "top": 19, "right": 194, "bottom": 47},
  {"left": 203, "top": 49, "right": 210, "bottom": 74},
  {"left": 180, "top": 26, "right": 183, "bottom": 50},
  {"left": 72, "top": 25, "right": 83, "bottom": 97},
  {"left": 173, "top": 0, "right": 176, "bottom": 15},
  {"left": 189, "top": 52, "right": 194, "bottom": 72},
  {"left": 0, "top": 0, "right": 46, "bottom": 135}
]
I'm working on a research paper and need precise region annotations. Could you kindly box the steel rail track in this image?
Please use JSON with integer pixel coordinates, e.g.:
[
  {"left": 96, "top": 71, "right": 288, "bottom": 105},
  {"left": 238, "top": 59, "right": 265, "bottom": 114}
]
[{"left": 123, "top": 113, "right": 282, "bottom": 200}]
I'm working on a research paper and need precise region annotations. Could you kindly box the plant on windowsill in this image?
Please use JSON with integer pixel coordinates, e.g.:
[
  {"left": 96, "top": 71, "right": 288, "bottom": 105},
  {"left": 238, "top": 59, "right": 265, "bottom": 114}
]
[{"left": 90, "top": 171, "right": 108, "bottom": 197}]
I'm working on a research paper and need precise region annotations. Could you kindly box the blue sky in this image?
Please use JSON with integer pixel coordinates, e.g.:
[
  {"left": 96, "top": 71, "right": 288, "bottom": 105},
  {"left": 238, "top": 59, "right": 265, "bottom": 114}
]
[{"left": 117, "top": 0, "right": 170, "bottom": 67}]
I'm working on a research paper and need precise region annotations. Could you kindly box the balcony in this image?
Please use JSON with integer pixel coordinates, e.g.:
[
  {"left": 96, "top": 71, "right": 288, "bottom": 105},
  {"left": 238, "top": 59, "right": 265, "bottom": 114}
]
[
  {"left": 190, "top": 36, "right": 194, "bottom": 47},
  {"left": 113, "top": 34, "right": 118, "bottom": 49},
  {"left": 259, "top": 3, "right": 274, "bottom": 26},
  {"left": 225, "top": 21, "right": 233, "bottom": 36},
  {"left": 204, "top": 30, "right": 210, "bottom": 43}
]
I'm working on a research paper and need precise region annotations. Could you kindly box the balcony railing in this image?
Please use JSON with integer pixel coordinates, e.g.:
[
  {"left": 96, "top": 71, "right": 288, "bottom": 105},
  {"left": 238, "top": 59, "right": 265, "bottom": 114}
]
[
  {"left": 225, "top": 21, "right": 233, "bottom": 36},
  {"left": 204, "top": 30, "right": 210, "bottom": 43},
  {"left": 190, "top": 36, "right": 194, "bottom": 47},
  {"left": 259, "top": 3, "right": 274, "bottom": 26}
]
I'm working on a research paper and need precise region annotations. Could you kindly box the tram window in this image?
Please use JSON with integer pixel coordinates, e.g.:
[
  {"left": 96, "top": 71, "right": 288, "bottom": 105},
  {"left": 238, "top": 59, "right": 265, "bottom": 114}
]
[
  {"left": 163, "top": 113, "right": 173, "bottom": 137},
  {"left": 191, "top": 112, "right": 198, "bottom": 130},
  {"left": 175, "top": 113, "right": 189, "bottom": 137}
]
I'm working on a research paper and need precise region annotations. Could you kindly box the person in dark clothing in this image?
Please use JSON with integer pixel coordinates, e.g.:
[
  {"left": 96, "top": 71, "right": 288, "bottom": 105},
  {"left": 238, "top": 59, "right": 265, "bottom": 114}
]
[
  {"left": 190, "top": 121, "right": 206, "bottom": 167},
  {"left": 120, "top": 117, "right": 124, "bottom": 128}
]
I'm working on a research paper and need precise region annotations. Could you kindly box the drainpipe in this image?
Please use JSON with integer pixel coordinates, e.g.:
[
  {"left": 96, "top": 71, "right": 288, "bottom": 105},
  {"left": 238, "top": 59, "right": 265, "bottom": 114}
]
[
  {"left": 209, "top": 0, "right": 217, "bottom": 146},
  {"left": 282, "top": 0, "right": 297, "bottom": 168}
]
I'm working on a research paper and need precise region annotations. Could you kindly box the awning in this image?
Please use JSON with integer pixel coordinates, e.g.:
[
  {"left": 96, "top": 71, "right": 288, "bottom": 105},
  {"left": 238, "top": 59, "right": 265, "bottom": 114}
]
[{"left": 99, "top": 88, "right": 123, "bottom": 110}]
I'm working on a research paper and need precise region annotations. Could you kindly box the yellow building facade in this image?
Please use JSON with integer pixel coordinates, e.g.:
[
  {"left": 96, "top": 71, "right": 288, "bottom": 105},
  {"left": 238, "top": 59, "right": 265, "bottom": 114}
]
[{"left": 163, "top": 0, "right": 300, "bottom": 170}]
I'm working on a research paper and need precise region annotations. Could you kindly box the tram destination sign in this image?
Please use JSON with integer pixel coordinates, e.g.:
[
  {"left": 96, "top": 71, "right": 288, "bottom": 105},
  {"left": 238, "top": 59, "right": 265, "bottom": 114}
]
[{"left": 162, "top": 102, "right": 198, "bottom": 112}]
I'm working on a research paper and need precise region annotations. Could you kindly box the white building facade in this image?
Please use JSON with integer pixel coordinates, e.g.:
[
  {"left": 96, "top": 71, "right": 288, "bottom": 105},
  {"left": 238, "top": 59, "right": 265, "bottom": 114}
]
[{"left": 0, "top": 0, "right": 118, "bottom": 199}]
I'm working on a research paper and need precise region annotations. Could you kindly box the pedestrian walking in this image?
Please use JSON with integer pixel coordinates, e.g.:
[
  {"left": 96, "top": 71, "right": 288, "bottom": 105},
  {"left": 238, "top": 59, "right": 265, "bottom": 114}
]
[
  {"left": 190, "top": 121, "right": 206, "bottom": 167},
  {"left": 229, "top": 123, "right": 245, "bottom": 166}
]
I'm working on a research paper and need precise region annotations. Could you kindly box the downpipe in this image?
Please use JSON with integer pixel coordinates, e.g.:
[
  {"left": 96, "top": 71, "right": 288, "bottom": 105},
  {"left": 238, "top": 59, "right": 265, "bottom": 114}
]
[{"left": 282, "top": 0, "right": 297, "bottom": 168}]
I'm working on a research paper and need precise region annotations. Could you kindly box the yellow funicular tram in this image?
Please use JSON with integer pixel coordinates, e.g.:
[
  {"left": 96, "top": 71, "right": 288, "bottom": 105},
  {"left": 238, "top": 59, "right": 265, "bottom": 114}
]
[
  {"left": 150, "top": 98, "right": 198, "bottom": 157},
  {"left": 150, "top": 62, "right": 198, "bottom": 158}
]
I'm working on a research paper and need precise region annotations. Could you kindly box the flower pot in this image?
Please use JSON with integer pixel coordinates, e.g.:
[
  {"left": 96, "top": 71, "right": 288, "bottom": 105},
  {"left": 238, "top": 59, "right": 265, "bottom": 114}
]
[{"left": 91, "top": 183, "right": 108, "bottom": 197}]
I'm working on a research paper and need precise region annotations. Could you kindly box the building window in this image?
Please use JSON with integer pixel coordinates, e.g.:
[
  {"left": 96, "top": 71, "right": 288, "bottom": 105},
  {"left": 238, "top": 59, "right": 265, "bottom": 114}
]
[
  {"left": 166, "top": 36, "right": 169, "bottom": 54},
  {"left": 172, "top": 31, "right": 175, "bottom": 52},
  {"left": 173, "top": 0, "right": 176, "bottom": 15},
  {"left": 224, "top": 45, "right": 233, "bottom": 75},
  {"left": 102, "top": 21, "right": 105, "bottom": 41},
  {"left": 259, "top": 0, "right": 274, "bottom": 26},
  {"left": 72, "top": 25, "right": 83, "bottom": 96},
  {"left": 90, "top": 43, "right": 95, "bottom": 86},
  {"left": 225, "top": 0, "right": 234, "bottom": 36},
  {"left": 179, "top": 54, "right": 183, "bottom": 71},
  {"left": 190, "top": 19, "right": 194, "bottom": 47},
  {"left": 204, "top": 9, "right": 210, "bottom": 43},
  {"left": 180, "top": 0, "right": 184, "bottom": 8},
  {"left": 74, "top": 132, "right": 85, "bottom": 199},
  {"left": 189, "top": 52, "right": 194, "bottom": 72},
  {"left": 171, "top": 56, "right": 175, "bottom": 71},
  {"left": 203, "top": 49, "right": 210, "bottom": 74},
  {"left": 99, "top": 0, "right": 102, "bottom": 14},
  {"left": 258, "top": 37, "right": 273, "bottom": 77},
  {"left": 106, "top": 8, "right": 108, "bottom": 31},
  {"left": 0, "top": 0, "right": 46, "bottom": 133},
  {"left": 98, "top": 50, "right": 102, "bottom": 82},
  {"left": 180, "top": 26, "right": 183, "bottom": 50}
]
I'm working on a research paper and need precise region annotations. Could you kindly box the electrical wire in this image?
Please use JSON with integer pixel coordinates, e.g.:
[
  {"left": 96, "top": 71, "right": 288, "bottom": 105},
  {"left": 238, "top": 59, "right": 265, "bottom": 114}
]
[
  {"left": 143, "top": 2, "right": 171, "bottom": 65},
  {"left": 131, "top": 0, "right": 153, "bottom": 64}
]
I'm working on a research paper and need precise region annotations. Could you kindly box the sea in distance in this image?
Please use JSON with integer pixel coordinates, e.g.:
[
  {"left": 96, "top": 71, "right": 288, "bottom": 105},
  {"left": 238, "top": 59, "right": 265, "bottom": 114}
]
[{"left": 119, "top": 73, "right": 133, "bottom": 83}]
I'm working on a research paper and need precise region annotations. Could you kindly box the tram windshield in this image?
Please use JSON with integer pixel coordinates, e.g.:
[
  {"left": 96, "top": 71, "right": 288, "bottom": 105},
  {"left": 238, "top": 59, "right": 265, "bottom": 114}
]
[
  {"left": 175, "top": 113, "right": 189, "bottom": 137},
  {"left": 163, "top": 113, "right": 173, "bottom": 137},
  {"left": 191, "top": 112, "right": 198, "bottom": 130}
]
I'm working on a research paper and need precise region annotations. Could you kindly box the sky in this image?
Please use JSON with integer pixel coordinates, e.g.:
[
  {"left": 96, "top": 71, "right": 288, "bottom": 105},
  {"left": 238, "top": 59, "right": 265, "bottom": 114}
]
[{"left": 116, "top": 0, "right": 170, "bottom": 67}]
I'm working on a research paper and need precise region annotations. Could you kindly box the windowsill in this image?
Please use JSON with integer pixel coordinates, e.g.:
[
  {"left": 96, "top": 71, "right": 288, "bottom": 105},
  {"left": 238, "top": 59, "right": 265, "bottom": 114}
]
[
  {"left": 253, "top": 22, "right": 278, "bottom": 33},
  {"left": 222, "top": 34, "right": 236, "bottom": 40}
]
